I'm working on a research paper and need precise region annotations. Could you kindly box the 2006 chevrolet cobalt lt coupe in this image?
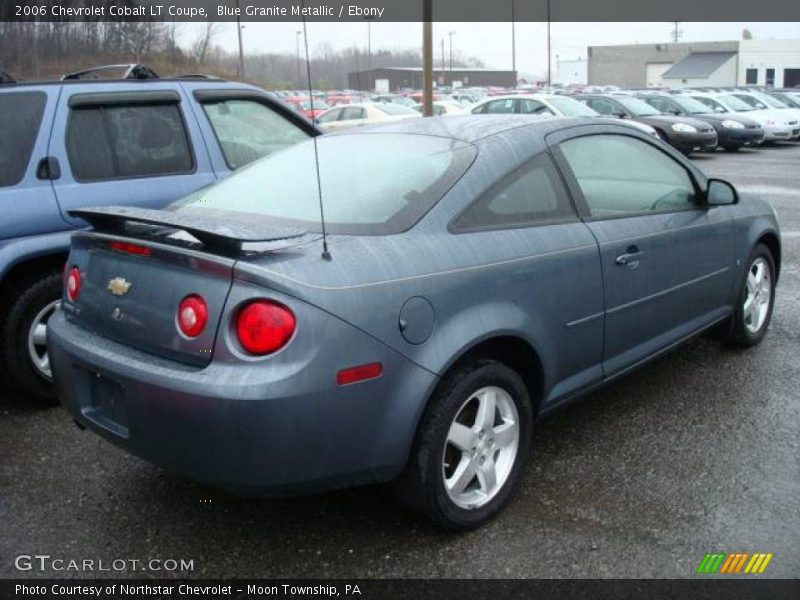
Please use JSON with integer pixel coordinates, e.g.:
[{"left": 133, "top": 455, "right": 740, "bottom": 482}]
[{"left": 49, "top": 116, "right": 780, "bottom": 529}]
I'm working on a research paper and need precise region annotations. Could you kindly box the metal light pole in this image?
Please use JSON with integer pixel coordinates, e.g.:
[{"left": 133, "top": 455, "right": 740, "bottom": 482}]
[
  {"left": 546, "top": 0, "right": 552, "bottom": 86},
  {"left": 422, "top": 0, "right": 433, "bottom": 116},
  {"left": 295, "top": 30, "right": 302, "bottom": 88},
  {"left": 235, "top": 0, "right": 245, "bottom": 79},
  {"left": 511, "top": 0, "right": 516, "bottom": 84},
  {"left": 448, "top": 30, "right": 456, "bottom": 80},
  {"left": 366, "top": 17, "right": 373, "bottom": 72}
]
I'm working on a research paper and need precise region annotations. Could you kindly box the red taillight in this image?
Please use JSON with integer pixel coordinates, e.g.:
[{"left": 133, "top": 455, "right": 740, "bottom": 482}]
[
  {"left": 66, "top": 267, "right": 81, "bottom": 302},
  {"left": 108, "top": 241, "right": 151, "bottom": 256},
  {"left": 236, "top": 300, "right": 296, "bottom": 355},
  {"left": 177, "top": 295, "right": 208, "bottom": 338},
  {"left": 336, "top": 362, "right": 383, "bottom": 386}
]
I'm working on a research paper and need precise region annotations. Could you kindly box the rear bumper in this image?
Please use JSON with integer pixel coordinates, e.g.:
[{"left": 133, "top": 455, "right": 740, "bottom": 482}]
[{"left": 48, "top": 309, "right": 437, "bottom": 495}]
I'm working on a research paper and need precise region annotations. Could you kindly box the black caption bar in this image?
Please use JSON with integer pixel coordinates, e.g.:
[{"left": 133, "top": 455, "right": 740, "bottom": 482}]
[
  {"left": 2, "top": 579, "right": 800, "bottom": 600},
  {"left": 3, "top": 0, "right": 800, "bottom": 22}
]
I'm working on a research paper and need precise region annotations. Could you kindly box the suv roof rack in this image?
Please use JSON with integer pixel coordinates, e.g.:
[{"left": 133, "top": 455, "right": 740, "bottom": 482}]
[
  {"left": 0, "top": 70, "right": 15, "bottom": 84},
  {"left": 173, "top": 74, "right": 224, "bottom": 81},
  {"left": 62, "top": 64, "right": 159, "bottom": 81}
]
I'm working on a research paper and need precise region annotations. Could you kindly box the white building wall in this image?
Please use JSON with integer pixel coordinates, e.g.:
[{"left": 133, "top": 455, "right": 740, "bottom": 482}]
[
  {"left": 555, "top": 59, "right": 587, "bottom": 85},
  {"left": 737, "top": 39, "right": 800, "bottom": 87}
]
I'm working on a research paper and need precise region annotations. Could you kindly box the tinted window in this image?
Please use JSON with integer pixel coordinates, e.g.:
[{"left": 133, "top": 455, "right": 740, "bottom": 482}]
[
  {"left": 67, "top": 103, "right": 193, "bottom": 181},
  {"left": 317, "top": 108, "right": 342, "bottom": 123},
  {"left": 341, "top": 107, "right": 366, "bottom": 120},
  {"left": 454, "top": 153, "right": 574, "bottom": 231},
  {"left": 641, "top": 96, "right": 674, "bottom": 113},
  {"left": 584, "top": 98, "right": 618, "bottom": 115},
  {"left": 518, "top": 99, "right": 553, "bottom": 115},
  {"left": 202, "top": 99, "right": 309, "bottom": 170},
  {"left": 0, "top": 92, "right": 47, "bottom": 187},
  {"left": 178, "top": 133, "right": 477, "bottom": 235},
  {"left": 486, "top": 99, "right": 516, "bottom": 114},
  {"left": 560, "top": 135, "right": 696, "bottom": 218}
]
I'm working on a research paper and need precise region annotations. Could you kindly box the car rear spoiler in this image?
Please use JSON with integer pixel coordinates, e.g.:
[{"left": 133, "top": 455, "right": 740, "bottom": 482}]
[{"left": 70, "top": 206, "right": 306, "bottom": 252}]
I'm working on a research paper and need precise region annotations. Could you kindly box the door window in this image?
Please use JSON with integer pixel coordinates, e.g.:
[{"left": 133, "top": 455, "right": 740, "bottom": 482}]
[
  {"left": 67, "top": 103, "right": 193, "bottom": 181},
  {"left": 485, "top": 99, "right": 516, "bottom": 114},
  {"left": 0, "top": 92, "right": 47, "bottom": 187},
  {"left": 341, "top": 107, "right": 366, "bottom": 120},
  {"left": 317, "top": 108, "right": 343, "bottom": 123},
  {"left": 560, "top": 134, "right": 697, "bottom": 218},
  {"left": 518, "top": 99, "right": 553, "bottom": 115},
  {"left": 745, "top": 68, "right": 758, "bottom": 85},
  {"left": 453, "top": 153, "right": 575, "bottom": 231},
  {"left": 202, "top": 99, "right": 310, "bottom": 169},
  {"left": 583, "top": 98, "right": 618, "bottom": 116}
]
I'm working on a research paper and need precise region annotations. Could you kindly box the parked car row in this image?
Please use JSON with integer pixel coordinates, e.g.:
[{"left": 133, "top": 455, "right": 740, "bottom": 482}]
[{"left": 1, "top": 66, "right": 784, "bottom": 531}]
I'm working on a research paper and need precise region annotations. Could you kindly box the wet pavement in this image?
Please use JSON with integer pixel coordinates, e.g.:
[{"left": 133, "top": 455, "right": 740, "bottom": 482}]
[{"left": 1, "top": 143, "right": 798, "bottom": 579}]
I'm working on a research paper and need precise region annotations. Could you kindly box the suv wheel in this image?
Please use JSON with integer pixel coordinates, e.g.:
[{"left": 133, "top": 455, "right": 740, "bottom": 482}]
[
  {"left": 0, "top": 271, "right": 62, "bottom": 403},
  {"left": 394, "top": 359, "right": 533, "bottom": 530}
]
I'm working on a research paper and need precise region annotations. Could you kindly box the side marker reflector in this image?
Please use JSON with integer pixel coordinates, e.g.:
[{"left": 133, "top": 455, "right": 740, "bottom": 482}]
[{"left": 336, "top": 362, "right": 383, "bottom": 386}]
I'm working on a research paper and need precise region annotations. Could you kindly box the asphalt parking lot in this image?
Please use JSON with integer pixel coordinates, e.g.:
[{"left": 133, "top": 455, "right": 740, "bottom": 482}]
[{"left": 1, "top": 143, "right": 798, "bottom": 580}]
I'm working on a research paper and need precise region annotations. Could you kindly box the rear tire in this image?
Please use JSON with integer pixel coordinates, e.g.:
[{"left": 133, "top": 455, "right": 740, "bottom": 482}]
[
  {"left": 724, "top": 244, "right": 776, "bottom": 347},
  {"left": 0, "top": 271, "right": 62, "bottom": 403},
  {"left": 393, "top": 359, "right": 533, "bottom": 530}
]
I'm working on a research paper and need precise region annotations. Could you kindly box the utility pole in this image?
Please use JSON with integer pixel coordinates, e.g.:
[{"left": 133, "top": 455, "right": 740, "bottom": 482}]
[
  {"left": 295, "top": 30, "right": 302, "bottom": 88},
  {"left": 366, "top": 17, "right": 373, "bottom": 74},
  {"left": 422, "top": 0, "right": 433, "bottom": 117},
  {"left": 441, "top": 38, "right": 445, "bottom": 76},
  {"left": 511, "top": 0, "right": 516, "bottom": 84},
  {"left": 546, "top": 0, "right": 552, "bottom": 86},
  {"left": 235, "top": 0, "right": 245, "bottom": 79},
  {"left": 671, "top": 21, "right": 683, "bottom": 43}
]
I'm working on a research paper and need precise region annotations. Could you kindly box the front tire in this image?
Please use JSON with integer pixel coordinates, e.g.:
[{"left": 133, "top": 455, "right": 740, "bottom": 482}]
[
  {"left": 725, "top": 244, "right": 776, "bottom": 347},
  {"left": 0, "top": 271, "right": 62, "bottom": 403},
  {"left": 394, "top": 359, "right": 533, "bottom": 530}
]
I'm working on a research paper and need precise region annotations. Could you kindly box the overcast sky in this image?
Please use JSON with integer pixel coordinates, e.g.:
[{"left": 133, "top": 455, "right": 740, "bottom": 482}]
[{"left": 184, "top": 21, "right": 800, "bottom": 78}]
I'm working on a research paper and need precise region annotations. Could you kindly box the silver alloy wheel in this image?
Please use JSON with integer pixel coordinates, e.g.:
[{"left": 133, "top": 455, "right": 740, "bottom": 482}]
[
  {"left": 442, "top": 385, "right": 520, "bottom": 510},
  {"left": 27, "top": 299, "right": 61, "bottom": 380},
  {"left": 743, "top": 257, "right": 771, "bottom": 334}
]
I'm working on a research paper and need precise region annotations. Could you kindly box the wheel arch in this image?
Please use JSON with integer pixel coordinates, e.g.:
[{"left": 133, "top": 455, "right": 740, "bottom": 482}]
[{"left": 757, "top": 231, "right": 781, "bottom": 281}]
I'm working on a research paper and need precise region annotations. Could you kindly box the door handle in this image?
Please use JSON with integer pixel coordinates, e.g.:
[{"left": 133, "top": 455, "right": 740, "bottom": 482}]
[{"left": 615, "top": 246, "right": 644, "bottom": 266}]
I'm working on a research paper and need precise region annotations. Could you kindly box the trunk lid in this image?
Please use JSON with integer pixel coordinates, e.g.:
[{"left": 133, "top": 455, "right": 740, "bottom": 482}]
[{"left": 64, "top": 206, "right": 309, "bottom": 367}]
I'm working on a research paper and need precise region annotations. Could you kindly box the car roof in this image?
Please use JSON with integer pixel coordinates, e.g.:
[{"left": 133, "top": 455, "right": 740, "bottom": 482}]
[{"left": 330, "top": 114, "right": 590, "bottom": 143}]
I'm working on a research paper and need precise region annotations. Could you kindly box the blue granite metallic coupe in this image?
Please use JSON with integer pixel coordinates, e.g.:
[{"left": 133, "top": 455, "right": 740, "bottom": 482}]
[{"left": 48, "top": 116, "right": 780, "bottom": 529}]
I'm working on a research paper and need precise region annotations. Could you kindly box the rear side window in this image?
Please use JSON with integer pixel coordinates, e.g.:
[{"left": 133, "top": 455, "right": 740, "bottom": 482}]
[
  {"left": 201, "top": 99, "right": 310, "bottom": 170},
  {"left": 453, "top": 153, "right": 575, "bottom": 231},
  {"left": 67, "top": 103, "right": 193, "bottom": 182},
  {"left": 0, "top": 92, "right": 47, "bottom": 187}
]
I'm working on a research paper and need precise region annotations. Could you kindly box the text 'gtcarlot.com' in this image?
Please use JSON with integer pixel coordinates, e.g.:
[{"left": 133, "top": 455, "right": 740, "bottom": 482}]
[{"left": 14, "top": 554, "right": 194, "bottom": 572}]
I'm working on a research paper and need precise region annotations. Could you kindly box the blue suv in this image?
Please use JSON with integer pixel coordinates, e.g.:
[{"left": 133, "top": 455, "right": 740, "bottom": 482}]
[{"left": 0, "top": 65, "right": 318, "bottom": 401}]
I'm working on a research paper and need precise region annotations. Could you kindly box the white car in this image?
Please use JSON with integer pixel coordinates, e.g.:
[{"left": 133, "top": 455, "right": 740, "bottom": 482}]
[
  {"left": 316, "top": 102, "right": 420, "bottom": 132},
  {"left": 470, "top": 94, "right": 660, "bottom": 138},
  {"left": 412, "top": 101, "right": 468, "bottom": 116},
  {"left": 688, "top": 93, "right": 797, "bottom": 141},
  {"left": 729, "top": 91, "right": 800, "bottom": 136}
]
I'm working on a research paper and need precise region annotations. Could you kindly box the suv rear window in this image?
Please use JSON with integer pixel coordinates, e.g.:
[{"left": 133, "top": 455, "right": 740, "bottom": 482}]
[
  {"left": 177, "top": 133, "right": 476, "bottom": 235},
  {"left": 67, "top": 103, "right": 193, "bottom": 181},
  {"left": 0, "top": 92, "right": 47, "bottom": 187}
]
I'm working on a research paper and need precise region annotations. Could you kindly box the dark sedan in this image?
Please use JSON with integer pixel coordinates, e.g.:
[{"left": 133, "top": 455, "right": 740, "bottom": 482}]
[
  {"left": 575, "top": 94, "right": 718, "bottom": 154},
  {"left": 637, "top": 93, "right": 764, "bottom": 152},
  {"left": 48, "top": 117, "right": 780, "bottom": 530}
]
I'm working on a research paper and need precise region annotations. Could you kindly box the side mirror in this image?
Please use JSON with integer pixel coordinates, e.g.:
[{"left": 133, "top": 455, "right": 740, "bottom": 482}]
[
  {"left": 612, "top": 111, "right": 626, "bottom": 118},
  {"left": 706, "top": 178, "right": 738, "bottom": 206}
]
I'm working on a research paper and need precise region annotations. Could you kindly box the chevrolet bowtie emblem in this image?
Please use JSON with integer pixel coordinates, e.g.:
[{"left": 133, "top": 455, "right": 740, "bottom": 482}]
[{"left": 107, "top": 277, "right": 132, "bottom": 296}]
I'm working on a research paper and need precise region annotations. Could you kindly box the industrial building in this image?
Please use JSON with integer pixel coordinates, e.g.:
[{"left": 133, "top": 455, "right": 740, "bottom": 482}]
[
  {"left": 588, "top": 39, "right": 800, "bottom": 89},
  {"left": 347, "top": 67, "right": 517, "bottom": 92}
]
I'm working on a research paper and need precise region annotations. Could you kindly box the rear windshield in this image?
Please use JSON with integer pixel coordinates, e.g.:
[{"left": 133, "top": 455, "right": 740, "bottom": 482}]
[
  {"left": 176, "top": 133, "right": 476, "bottom": 235},
  {"left": 0, "top": 92, "right": 47, "bottom": 187}
]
